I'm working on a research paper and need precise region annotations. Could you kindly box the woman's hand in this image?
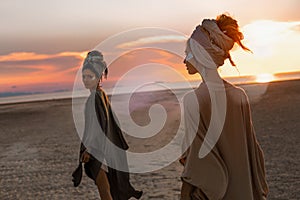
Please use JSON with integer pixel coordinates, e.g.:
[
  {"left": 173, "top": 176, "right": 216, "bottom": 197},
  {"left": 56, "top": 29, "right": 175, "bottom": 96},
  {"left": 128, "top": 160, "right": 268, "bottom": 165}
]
[
  {"left": 81, "top": 151, "right": 91, "bottom": 163},
  {"left": 179, "top": 157, "right": 186, "bottom": 166}
]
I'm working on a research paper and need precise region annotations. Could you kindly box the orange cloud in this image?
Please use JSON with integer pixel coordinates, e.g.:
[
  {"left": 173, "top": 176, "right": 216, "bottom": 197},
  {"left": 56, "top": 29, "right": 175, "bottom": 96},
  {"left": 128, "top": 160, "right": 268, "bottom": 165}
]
[
  {"left": 0, "top": 51, "right": 86, "bottom": 92},
  {"left": 100, "top": 48, "right": 197, "bottom": 89},
  {"left": 0, "top": 51, "right": 85, "bottom": 62}
]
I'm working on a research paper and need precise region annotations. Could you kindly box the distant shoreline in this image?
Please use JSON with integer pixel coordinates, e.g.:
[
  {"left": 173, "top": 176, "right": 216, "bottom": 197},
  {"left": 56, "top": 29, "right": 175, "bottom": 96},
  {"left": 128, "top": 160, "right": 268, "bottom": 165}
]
[{"left": 1, "top": 78, "right": 299, "bottom": 106}]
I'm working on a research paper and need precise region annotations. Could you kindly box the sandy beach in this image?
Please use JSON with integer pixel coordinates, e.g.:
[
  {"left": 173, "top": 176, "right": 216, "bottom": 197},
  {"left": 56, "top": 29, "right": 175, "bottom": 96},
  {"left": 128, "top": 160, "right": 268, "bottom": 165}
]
[{"left": 0, "top": 79, "right": 299, "bottom": 199}]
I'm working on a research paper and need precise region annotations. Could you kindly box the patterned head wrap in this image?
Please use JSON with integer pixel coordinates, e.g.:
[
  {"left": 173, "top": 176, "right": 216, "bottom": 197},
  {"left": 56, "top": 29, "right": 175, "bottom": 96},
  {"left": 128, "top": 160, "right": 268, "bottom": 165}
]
[
  {"left": 188, "top": 19, "right": 234, "bottom": 72},
  {"left": 82, "top": 50, "right": 108, "bottom": 78}
]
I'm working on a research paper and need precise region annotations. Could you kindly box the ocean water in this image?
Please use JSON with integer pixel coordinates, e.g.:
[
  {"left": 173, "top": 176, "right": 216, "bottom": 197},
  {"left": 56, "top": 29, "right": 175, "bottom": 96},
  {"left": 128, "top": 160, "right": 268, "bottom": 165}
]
[
  {"left": 0, "top": 91, "right": 74, "bottom": 105},
  {"left": 0, "top": 81, "right": 198, "bottom": 105},
  {"left": 1, "top": 72, "right": 299, "bottom": 105}
]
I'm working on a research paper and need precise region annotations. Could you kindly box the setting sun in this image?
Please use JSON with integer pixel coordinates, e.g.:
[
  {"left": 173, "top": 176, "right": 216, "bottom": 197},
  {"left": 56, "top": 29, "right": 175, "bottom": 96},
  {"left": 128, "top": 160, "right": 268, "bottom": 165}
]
[{"left": 255, "top": 73, "right": 275, "bottom": 83}]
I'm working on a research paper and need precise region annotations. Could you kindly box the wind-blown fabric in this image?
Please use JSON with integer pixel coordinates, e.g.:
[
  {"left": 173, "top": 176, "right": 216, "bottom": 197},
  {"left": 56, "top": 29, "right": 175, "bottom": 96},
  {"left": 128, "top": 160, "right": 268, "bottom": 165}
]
[{"left": 181, "top": 81, "right": 269, "bottom": 199}]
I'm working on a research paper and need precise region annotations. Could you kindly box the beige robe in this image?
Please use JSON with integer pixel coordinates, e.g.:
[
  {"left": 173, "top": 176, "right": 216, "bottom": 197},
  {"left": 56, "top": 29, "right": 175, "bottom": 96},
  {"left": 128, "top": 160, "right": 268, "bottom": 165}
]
[{"left": 181, "top": 81, "right": 268, "bottom": 200}]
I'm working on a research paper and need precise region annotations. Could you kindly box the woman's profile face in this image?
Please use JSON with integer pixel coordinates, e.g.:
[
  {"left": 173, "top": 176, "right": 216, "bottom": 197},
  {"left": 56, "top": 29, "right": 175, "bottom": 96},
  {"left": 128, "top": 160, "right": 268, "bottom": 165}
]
[
  {"left": 184, "top": 51, "right": 198, "bottom": 75},
  {"left": 82, "top": 69, "right": 99, "bottom": 90}
]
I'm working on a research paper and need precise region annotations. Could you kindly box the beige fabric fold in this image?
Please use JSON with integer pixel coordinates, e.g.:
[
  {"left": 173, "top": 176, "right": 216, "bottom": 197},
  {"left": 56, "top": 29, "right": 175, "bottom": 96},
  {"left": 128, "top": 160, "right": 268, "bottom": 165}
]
[{"left": 182, "top": 81, "right": 268, "bottom": 200}]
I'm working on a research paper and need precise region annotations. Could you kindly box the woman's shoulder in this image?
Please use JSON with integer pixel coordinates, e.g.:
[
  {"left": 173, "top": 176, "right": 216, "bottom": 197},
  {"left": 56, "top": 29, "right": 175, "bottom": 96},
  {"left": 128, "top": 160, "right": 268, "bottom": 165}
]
[
  {"left": 95, "top": 88, "right": 107, "bottom": 97},
  {"left": 223, "top": 81, "right": 246, "bottom": 95},
  {"left": 182, "top": 89, "right": 202, "bottom": 112},
  {"left": 95, "top": 88, "right": 111, "bottom": 105},
  {"left": 183, "top": 87, "right": 201, "bottom": 101},
  {"left": 225, "top": 82, "right": 250, "bottom": 104}
]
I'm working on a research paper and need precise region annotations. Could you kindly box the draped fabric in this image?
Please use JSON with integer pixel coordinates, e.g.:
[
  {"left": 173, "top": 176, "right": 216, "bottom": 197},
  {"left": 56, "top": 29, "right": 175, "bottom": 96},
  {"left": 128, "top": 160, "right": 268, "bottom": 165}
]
[
  {"left": 79, "top": 89, "right": 139, "bottom": 200},
  {"left": 181, "top": 81, "right": 268, "bottom": 200}
]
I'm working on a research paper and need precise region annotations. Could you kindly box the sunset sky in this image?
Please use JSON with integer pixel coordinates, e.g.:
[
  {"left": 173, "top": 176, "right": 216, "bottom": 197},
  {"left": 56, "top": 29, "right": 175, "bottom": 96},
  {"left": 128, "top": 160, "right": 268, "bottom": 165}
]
[{"left": 1, "top": 0, "right": 300, "bottom": 95}]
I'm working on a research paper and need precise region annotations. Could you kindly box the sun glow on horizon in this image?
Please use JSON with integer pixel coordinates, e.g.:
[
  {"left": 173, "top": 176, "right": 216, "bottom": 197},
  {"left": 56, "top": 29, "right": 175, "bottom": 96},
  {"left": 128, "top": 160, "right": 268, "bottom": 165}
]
[
  {"left": 218, "top": 20, "right": 300, "bottom": 78},
  {"left": 255, "top": 73, "right": 275, "bottom": 83},
  {"left": 242, "top": 20, "right": 295, "bottom": 57}
]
